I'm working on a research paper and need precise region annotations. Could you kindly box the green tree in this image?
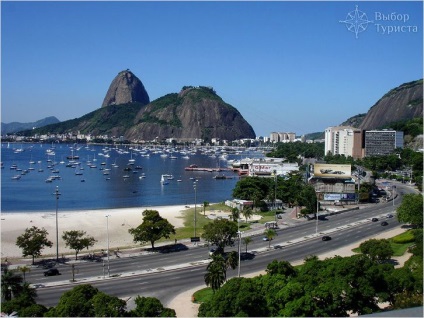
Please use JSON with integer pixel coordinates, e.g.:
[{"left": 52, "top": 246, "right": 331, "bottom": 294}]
[
  {"left": 243, "top": 236, "right": 252, "bottom": 253},
  {"left": 232, "top": 177, "right": 270, "bottom": 208},
  {"left": 225, "top": 251, "right": 239, "bottom": 271},
  {"left": 264, "top": 228, "right": 277, "bottom": 248},
  {"left": 1, "top": 282, "right": 44, "bottom": 317},
  {"left": 15, "top": 226, "right": 53, "bottom": 265},
  {"left": 203, "top": 201, "right": 209, "bottom": 215},
  {"left": 266, "top": 260, "right": 297, "bottom": 277},
  {"left": 241, "top": 206, "right": 254, "bottom": 223},
  {"left": 17, "top": 265, "right": 31, "bottom": 283},
  {"left": 199, "top": 277, "right": 269, "bottom": 317},
  {"left": 397, "top": 193, "right": 423, "bottom": 227},
  {"left": 62, "top": 230, "right": 97, "bottom": 260},
  {"left": 128, "top": 210, "right": 176, "bottom": 249},
  {"left": 91, "top": 291, "right": 127, "bottom": 317},
  {"left": 230, "top": 207, "right": 239, "bottom": 222},
  {"left": 46, "top": 284, "right": 99, "bottom": 317},
  {"left": 204, "top": 254, "right": 227, "bottom": 292},
  {"left": 130, "top": 296, "right": 176, "bottom": 317},
  {"left": 1, "top": 268, "right": 23, "bottom": 301},
  {"left": 201, "top": 219, "right": 238, "bottom": 253},
  {"left": 360, "top": 239, "right": 394, "bottom": 262}
]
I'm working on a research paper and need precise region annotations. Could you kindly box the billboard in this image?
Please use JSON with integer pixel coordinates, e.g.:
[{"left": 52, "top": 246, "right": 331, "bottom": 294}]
[{"left": 314, "top": 164, "right": 351, "bottom": 178}]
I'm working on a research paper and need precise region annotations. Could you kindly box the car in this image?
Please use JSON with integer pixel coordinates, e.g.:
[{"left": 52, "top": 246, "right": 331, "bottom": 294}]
[
  {"left": 43, "top": 268, "right": 60, "bottom": 276},
  {"left": 322, "top": 236, "right": 332, "bottom": 241},
  {"left": 386, "top": 214, "right": 394, "bottom": 218},
  {"left": 262, "top": 237, "right": 271, "bottom": 241},
  {"left": 381, "top": 221, "right": 389, "bottom": 226},
  {"left": 208, "top": 248, "right": 216, "bottom": 256},
  {"left": 371, "top": 218, "right": 379, "bottom": 222}
]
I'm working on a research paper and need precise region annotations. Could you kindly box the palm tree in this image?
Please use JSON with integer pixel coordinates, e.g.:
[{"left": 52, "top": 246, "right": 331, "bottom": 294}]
[
  {"left": 231, "top": 208, "right": 239, "bottom": 222},
  {"left": 243, "top": 237, "right": 252, "bottom": 253},
  {"left": 225, "top": 251, "right": 238, "bottom": 270},
  {"left": 1, "top": 268, "right": 23, "bottom": 301},
  {"left": 203, "top": 201, "right": 209, "bottom": 215},
  {"left": 241, "top": 207, "right": 253, "bottom": 223},
  {"left": 17, "top": 265, "right": 31, "bottom": 283},
  {"left": 264, "top": 229, "right": 277, "bottom": 248},
  {"left": 204, "top": 254, "right": 226, "bottom": 292}
]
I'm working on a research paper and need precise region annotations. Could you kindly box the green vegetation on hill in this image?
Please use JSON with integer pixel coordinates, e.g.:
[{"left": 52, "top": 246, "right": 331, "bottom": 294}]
[{"left": 382, "top": 117, "right": 423, "bottom": 138}]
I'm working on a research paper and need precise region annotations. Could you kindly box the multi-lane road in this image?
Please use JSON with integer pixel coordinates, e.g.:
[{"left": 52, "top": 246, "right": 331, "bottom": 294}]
[{"left": 29, "top": 183, "right": 415, "bottom": 307}]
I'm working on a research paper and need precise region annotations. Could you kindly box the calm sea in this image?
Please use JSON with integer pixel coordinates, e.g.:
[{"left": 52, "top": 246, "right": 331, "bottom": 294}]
[{"left": 1, "top": 143, "right": 263, "bottom": 212}]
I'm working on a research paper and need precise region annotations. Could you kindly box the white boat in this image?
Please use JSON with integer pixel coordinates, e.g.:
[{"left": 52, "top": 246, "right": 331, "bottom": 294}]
[{"left": 161, "top": 174, "right": 169, "bottom": 185}]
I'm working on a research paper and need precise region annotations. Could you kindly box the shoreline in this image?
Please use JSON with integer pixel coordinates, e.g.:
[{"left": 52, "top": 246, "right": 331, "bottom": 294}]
[{"left": 1, "top": 204, "right": 191, "bottom": 259}]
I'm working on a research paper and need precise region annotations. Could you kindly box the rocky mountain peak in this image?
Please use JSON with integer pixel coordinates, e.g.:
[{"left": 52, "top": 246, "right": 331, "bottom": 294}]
[{"left": 101, "top": 69, "right": 150, "bottom": 107}]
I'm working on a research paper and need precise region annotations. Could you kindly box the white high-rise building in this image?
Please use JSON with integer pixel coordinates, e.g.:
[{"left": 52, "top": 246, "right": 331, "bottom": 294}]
[{"left": 325, "top": 126, "right": 362, "bottom": 159}]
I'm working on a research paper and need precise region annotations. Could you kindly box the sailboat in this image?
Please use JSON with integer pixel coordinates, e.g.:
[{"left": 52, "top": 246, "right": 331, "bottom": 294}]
[{"left": 161, "top": 174, "right": 169, "bottom": 185}]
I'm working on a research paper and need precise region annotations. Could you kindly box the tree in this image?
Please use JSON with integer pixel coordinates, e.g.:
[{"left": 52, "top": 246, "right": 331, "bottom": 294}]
[
  {"left": 201, "top": 219, "right": 238, "bottom": 253},
  {"left": 203, "top": 201, "right": 209, "bottom": 215},
  {"left": 264, "top": 229, "right": 277, "bottom": 248},
  {"left": 1, "top": 268, "right": 23, "bottom": 301},
  {"left": 130, "top": 296, "right": 176, "bottom": 317},
  {"left": 360, "top": 239, "right": 394, "bottom": 262},
  {"left": 204, "top": 254, "right": 227, "bottom": 292},
  {"left": 225, "top": 251, "right": 238, "bottom": 271},
  {"left": 232, "top": 177, "right": 270, "bottom": 208},
  {"left": 241, "top": 206, "right": 254, "bottom": 223},
  {"left": 199, "top": 277, "right": 269, "bottom": 317},
  {"left": 243, "top": 236, "right": 252, "bottom": 253},
  {"left": 128, "top": 210, "right": 176, "bottom": 249},
  {"left": 231, "top": 207, "right": 239, "bottom": 222},
  {"left": 15, "top": 226, "right": 53, "bottom": 265},
  {"left": 397, "top": 193, "right": 423, "bottom": 227},
  {"left": 266, "top": 260, "right": 297, "bottom": 277},
  {"left": 62, "top": 230, "right": 97, "bottom": 260},
  {"left": 46, "top": 284, "right": 99, "bottom": 317},
  {"left": 17, "top": 265, "right": 31, "bottom": 283},
  {"left": 91, "top": 291, "right": 127, "bottom": 317}
]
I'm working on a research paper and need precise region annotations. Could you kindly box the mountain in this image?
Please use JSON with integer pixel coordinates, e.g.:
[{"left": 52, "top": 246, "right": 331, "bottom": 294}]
[
  {"left": 1, "top": 116, "right": 60, "bottom": 135},
  {"left": 339, "top": 113, "right": 367, "bottom": 128},
  {"left": 126, "top": 86, "right": 255, "bottom": 141},
  {"left": 27, "top": 71, "right": 255, "bottom": 142},
  {"left": 102, "top": 70, "right": 150, "bottom": 107},
  {"left": 359, "top": 79, "right": 423, "bottom": 130}
]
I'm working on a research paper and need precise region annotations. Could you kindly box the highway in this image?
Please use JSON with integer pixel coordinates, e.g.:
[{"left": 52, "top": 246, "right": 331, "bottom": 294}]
[{"left": 29, "top": 183, "right": 414, "bottom": 307}]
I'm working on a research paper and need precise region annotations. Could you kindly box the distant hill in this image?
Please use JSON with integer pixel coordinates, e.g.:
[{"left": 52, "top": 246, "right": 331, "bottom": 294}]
[
  {"left": 1, "top": 116, "right": 60, "bottom": 135},
  {"left": 26, "top": 70, "right": 255, "bottom": 142},
  {"left": 304, "top": 79, "right": 423, "bottom": 143},
  {"left": 359, "top": 79, "right": 423, "bottom": 130}
]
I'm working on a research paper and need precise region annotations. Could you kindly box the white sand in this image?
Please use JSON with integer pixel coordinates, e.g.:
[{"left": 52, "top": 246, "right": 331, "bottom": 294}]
[{"left": 1, "top": 205, "right": 189, "bottom": 259}]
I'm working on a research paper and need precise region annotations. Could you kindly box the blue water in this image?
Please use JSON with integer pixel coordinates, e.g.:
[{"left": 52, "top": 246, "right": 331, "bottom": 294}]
[{"left": 1, "top": 143, "right": 262, "bottom": 212}]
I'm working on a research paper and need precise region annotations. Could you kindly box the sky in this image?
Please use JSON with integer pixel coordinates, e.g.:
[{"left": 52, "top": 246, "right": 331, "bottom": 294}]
[{"left": 1, "top": 0, "right": 423, "bottom": 137}]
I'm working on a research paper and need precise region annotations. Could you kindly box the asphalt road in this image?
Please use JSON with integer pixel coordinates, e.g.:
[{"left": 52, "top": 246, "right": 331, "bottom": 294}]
[{"left": 30, "top": 183, "right": 414, "bottom": 307}]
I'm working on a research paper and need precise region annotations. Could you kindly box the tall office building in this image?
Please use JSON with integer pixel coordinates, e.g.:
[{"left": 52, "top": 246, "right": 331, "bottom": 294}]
[{"left": 364, "top": 130, "right": 404, "bottom": 156}]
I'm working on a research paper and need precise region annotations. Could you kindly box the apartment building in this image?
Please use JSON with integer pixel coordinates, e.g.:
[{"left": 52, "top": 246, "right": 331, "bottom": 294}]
[{"left": 324, "top": 126, "right": 362, "bottom": 159}]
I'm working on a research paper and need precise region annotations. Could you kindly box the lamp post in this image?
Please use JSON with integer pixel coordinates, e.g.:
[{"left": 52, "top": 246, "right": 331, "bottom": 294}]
[
  {"left": 105, "top": 214, "right": 111, "bottom": 277},
  {"left": 315, "top": 192, "right": 319, "bottom": 235},
  {"left": 274, "top": 170, "right": 277, "bottom": 222},
  {"left": 237, "top": 229, "right": 241, "bottom": 277},
  {"left": 194, "top": 182, "right": 197, "bottom": 239},
  {"left": 54, "top": 186, "right": 60, "bottom": 261}
]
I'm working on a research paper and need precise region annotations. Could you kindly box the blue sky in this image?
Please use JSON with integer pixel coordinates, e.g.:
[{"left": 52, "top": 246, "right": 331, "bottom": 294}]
[{"left": 1, "top": 1, "right": 423, "bottom": 136}]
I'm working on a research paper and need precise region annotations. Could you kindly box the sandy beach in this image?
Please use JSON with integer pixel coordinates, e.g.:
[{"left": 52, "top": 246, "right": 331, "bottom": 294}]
[{"left": 1, "top": 205, "right": 190, "bottom": 260}]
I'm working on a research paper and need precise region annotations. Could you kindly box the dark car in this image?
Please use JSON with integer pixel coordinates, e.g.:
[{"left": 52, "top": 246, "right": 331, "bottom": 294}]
[
  {"left": 371, "top": 218, "right": 379, "bottom": 222},
  {"left": 386, "top": 214, "right": 394, "bottom": 218},
  {"left": 44, "top": 268, "right": 60, "bottom": 276},
  {"left": 322, "top": 236, "right": 332, "bottom": 241},
  {"left": 381, "top": 221, "right": 389, "bottom": 226}
]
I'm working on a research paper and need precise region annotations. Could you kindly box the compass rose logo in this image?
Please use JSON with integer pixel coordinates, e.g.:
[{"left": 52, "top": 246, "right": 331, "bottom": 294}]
[{"left": 339, "top": 5, "right": 374, "bottom": 38}]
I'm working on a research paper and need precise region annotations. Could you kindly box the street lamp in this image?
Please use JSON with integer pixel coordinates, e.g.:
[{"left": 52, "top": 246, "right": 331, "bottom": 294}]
[
  {"left": 237, "top": 229, "right": 241, "bottom": 277},
  {"left": 193, "top": 182, "right": 197, "bottom": 239},
  {"left": 54, "top": 186, "right": 61, "bottom": 261},
  {"left": 105, "top": 214, "right": 111, "bottom": 277},
  {"left": 315, "top": 192, "right": 319, "bottom": 235},
  {"left": 274, "top": 170, "right": 277, "bottom": 222}
]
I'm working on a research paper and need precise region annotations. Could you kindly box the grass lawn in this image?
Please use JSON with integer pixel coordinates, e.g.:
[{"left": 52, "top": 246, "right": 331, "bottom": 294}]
[
  {"left": 351, "top": 230, "right": 415, "bottom": 257},
  {"left": 192, "top": 287, "right": 214, "bottom": 303}
]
